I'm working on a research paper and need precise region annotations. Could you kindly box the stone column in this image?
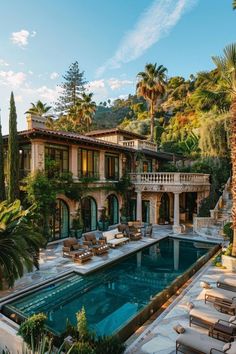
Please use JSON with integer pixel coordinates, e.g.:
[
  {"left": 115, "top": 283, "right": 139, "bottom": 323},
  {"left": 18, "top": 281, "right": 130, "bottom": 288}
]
[
  {"left": 69, "top": 145, "right": 78, "bottom": 181},
  {"left": 100, "top": 150, "right": 105, "bottom": 181},
  {"left": 31, "top": 140, "right": 45, "bottom": 172},
  {"left": 173, "top": 239, "right": 179, "bottom": 270},
  {"left": 156, "top": 199, "right": 162, "bottom": 224},
  {"left": 173, "top": 192, "right": 181, "bottom": 234},
  {"left": 136, "top": 189, "right": 142, "bottom": 221}
]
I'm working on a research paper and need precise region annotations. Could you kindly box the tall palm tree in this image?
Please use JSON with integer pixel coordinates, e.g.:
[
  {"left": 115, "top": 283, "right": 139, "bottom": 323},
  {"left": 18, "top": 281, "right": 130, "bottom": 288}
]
[
  {"left": 136, "top": 63, "right": 167, "bottom": 141},
  {"left": 212, "top": 44, "right": 236, "bottom": 256},
  {"left": 233, "top": 0, "right": 236, "bottom": 10},
  {"left": 79, "top": 92, "right": 96, "bottom": 132},
  {"left": 0, "top": 200, "right": 45, "bottom": 288},
  {"left": 25, "top": 100, "right": 52, "bottom": 116}
]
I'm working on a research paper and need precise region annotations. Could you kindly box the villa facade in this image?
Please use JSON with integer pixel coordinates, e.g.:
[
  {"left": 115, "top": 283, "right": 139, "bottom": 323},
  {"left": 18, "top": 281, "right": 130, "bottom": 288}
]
[{"left": 3, "top": 115, "right": 211, "bottom": 240}]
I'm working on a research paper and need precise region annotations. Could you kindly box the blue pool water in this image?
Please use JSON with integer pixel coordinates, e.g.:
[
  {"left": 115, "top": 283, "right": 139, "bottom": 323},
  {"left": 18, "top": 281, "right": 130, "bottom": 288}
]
[{"left": 3, "top": 238, "right": 214, "bottom": 336}]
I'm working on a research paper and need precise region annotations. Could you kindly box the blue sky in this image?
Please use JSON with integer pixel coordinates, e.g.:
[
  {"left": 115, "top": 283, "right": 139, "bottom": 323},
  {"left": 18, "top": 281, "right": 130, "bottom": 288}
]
[{"left": 0, "top": 0, "right": 235, "bottom": 134}]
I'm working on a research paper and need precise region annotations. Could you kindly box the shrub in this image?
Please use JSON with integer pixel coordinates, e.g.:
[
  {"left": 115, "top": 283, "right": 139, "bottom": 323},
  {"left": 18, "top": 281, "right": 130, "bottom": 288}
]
[
  {"left": 223, "top": 222, "right": 233, "bottom": 243},
  {"left": 224, "top": 244, "right": 232, "bottom": 256},
  {"left": 70, "top": 342, "right": 95, "bottom": 354},
  {"left": 18, "top": 313, "right": 47, "bottom": 349},
  {"left": 94, "top": 336, "right": 126, "bottom": 354}
]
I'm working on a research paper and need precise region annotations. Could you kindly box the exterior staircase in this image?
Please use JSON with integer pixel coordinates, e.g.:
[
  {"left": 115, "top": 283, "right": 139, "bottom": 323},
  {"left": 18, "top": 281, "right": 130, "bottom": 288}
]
[{"left": 193, "top": 177, "right": 232, "bottom": 240}]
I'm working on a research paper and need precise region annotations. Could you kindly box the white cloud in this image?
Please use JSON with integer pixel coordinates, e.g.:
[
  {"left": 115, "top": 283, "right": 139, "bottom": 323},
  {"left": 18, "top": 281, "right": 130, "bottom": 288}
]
[
  {"left": 15, "top": 95, "right": 23, "bottom": 103},
  {"left": 36, "top": 85, "right": 62, "bottom": 102},
  {"left": 96, "top": 0, "right": 197, "bottom": 76},
  {"left": 86, "top": 79, "right": 105, "bottom": 91},
  {"left": 10, "top": 29, "right": 37, "bottom": 47},
  {"left": 0, "top": 59, "right": 9, "bottom": 67},
  {"left": 107, "top": 78, "right": 133, "bottom": 90},
  {"left": 50, "top": 72, "right": 59, "bottom": 80},
  {"left": 0, "top": 70, "right": 26, "bottom": 87},
  {"left": 28, "top": 70, "right": 33, "bottom": 75}
]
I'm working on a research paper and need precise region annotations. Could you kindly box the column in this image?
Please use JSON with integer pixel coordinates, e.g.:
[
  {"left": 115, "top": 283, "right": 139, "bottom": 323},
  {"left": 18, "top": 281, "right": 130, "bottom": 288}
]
[
  {"left": 31, "top": 140, "right": 45, "bottom": 172},
  {"left": 174, "top": 239, "right": 180, "bottom": 270},
  {"left": 69, "top": 145, "right": 78, "bottom": 181},
  {"left": 100, "top": 150, "right": 105, "bottom": 181},
  {"left": 136, "top": 189, "right": 142, "bottom": 221},
  {"left": 156, "top": 199, "right": 162, "bottom": 224},
  {"left": 173, "top": 192, "right": 182, "bottom": 234}
]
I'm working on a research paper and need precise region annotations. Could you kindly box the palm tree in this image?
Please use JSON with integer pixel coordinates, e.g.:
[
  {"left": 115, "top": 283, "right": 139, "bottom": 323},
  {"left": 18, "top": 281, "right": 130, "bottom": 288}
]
[
  {"left": 0, "top": 200, "right": 45, "bottom": 288},
  {"left": 25, "top": 100, "right": 52, "bottom": 116},
  {"left": 79, "top": 92, "right": 96, "bottom": 132},
  {"left": 136, "top": 63, "right": 167, "bottom": 141},
  {"left": 233, "top": 0, "right": 236, "bottom": 10},
  {"left": 212, "top": 44, "right": 236, "bottom": 256}
]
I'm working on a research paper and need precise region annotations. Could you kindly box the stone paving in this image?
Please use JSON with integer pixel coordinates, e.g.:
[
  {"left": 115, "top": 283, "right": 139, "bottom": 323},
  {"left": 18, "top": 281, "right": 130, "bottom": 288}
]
[
  {"left": 0, "top": 226, "right": 170, "bottom": 301},
  {"left": 125, "top": 257, "right": 230, "bottom": 354}
]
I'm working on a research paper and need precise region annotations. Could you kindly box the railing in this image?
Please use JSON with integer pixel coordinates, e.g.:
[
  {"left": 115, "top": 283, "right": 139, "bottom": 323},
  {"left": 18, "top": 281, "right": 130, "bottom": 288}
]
[
  {"left": 193, "top": 177, "right": 232, "bottom": 233},
  {"left": 130, "top": 172, "right": 210, "bottom": 185},
  {"left": 120, "top": 139, "right": 157, "bottom": 152}
]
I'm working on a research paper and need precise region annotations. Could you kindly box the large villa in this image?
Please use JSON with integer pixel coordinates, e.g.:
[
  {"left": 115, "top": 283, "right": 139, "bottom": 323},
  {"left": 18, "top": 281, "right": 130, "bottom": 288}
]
[
  {"left": 1, "top": 114, "right": 233, "bottom": 354},
  {"left": 3, "top": 114, "right": 210, "bottom": 239}
]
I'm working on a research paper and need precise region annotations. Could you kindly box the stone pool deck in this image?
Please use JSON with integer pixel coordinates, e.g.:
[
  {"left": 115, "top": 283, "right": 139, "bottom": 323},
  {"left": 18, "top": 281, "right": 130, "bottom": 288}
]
[
  {"left": 125, "top": 258, "right": 232, "bottom": 354},
  {"left": 0, "top": 226, "right": 172, "bottom": 301}
]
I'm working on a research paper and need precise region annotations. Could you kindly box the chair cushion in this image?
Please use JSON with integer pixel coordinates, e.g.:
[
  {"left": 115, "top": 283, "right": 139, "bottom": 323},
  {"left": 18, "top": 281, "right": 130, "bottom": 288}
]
[
  {"left": 115, "top": 233, "right": 124, "bottom": 239},
  {"left": 176, "top": 328, "right": 224, "bottom": 352}
]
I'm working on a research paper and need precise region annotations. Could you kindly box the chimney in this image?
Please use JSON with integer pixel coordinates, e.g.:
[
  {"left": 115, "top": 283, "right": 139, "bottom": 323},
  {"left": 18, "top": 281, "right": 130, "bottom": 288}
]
[{"left": 27, "top": 114, "right": 46, "bottom": 130}]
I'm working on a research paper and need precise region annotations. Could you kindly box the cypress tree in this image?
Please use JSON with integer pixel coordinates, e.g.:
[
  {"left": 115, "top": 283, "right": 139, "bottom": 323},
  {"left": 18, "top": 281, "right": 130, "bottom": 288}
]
[
  {"left": 0, "top": 114, "right": 6, "bottom": 201},
  {"left": 7, "top": 92, "right": 19, "bottom": 202},
  {"left": 55, "top": 61, "right": 87, "bottom": 113}
]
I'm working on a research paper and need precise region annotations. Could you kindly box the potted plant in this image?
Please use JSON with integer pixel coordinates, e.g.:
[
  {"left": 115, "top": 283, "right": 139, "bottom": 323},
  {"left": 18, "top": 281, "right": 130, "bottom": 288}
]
[{"left": 97, "top": 208, "right": 110, "bottom": 231}]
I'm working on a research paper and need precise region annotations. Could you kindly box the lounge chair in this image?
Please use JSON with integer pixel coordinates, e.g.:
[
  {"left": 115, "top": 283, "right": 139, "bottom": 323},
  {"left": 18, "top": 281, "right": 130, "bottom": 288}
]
[
  {"left": 73, "top": 249, "right": 93, "bottom": 264},
  {"left": 176, "top": 327, "right": 236, "bottom": 353},
  {"left": 189, "top": 303, "right": 235, "bottom": 329},
  {"left": 205, "top": 288, "right": 236, "bottom": 306},
  {"left": 83, "top": 233, "right": 109, "bottom": 255},
  {"left": 217, "top": 275, "right": 236, "bottom": 292}
]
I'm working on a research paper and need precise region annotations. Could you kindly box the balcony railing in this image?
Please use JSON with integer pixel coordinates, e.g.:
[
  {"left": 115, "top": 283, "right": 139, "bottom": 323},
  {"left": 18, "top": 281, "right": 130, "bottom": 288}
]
[
  {"left": 130, "top": 172, "right": 210, "bottom": 185},
  {"left": 120, "top": 139, "right": 157, "bottom": 152}
]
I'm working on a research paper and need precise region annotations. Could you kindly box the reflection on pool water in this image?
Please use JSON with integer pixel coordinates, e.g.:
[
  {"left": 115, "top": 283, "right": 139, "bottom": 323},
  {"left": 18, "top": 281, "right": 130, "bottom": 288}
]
[{"left": 3, "top": 238, "right": 214, "bottom": 336}]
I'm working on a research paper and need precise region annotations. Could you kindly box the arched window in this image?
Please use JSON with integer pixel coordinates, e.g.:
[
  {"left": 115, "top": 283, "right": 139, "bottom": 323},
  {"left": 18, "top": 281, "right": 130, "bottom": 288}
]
[
  {"left": 50, "top": 199, "right": 69, "bottom": 240},
  {"left": 107, "top": 194, "right": 119, "bottom": 225},
  {"left": 81, "top": 197, "right": 97, "bottom": 232}
]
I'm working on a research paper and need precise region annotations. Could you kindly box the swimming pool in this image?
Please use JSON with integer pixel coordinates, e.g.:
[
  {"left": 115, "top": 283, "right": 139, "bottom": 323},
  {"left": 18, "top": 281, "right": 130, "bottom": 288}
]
[{"left": 2, "top": 238, "right": 217, "bottom": 338}]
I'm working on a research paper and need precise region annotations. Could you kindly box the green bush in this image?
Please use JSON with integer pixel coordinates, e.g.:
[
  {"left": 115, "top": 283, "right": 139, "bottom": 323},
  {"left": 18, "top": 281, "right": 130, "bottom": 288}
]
[
  {"left": 224, "top": 244, "right": 232, "bottom": 256},
  {"left": 18, "top": 313, "right": 47, "bottom": 349},
  {"left": 223, "top": 222, "right": 233, "bottom": 243},
  {"left": 94, "top": 336, "right": 126, "bottom": 354},
  {"left": 70, "top": 342, "right": 95, "bottom": 354}
]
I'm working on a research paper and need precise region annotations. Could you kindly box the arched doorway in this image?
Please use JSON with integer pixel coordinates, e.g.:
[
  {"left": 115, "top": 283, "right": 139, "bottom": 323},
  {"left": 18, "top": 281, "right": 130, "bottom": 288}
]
[
  {"left": 107, "top": 194, "right": 119, "bottom": 225},
  {"left": 50, "top": 199, "right": 69, "bottom": 240},
  {"left": 81, "top": 197, "right": 97, "bottom": 232},
  {"left": 159, "top": 193, "right": 170, "bottom": 224}
]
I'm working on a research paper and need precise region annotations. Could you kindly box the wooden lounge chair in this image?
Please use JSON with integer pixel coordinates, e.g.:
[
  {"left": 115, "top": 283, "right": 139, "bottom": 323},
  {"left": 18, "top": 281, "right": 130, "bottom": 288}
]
[
  {"left": 205, "top": 288, "right": 236, "bottom": 306},
  {"left": 189, "top": 304, "right": 235, "bottom": 330},
  {"left": 83, "top": 233, "right": 109, "bottom": 255},
  {"left": 217, "top": 275, "right": 236, "bottom": 292},
  {"left": 73, "top": 249, "right": 93, "bottom": 264},
  {"left": 176, "top": 327, "right": 236, "bottom": 353}
]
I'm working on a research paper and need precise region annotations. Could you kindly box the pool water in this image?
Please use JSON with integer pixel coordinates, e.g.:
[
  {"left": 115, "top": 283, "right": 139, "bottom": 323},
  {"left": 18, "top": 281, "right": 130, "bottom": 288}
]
[{"left": 3, "top": 238, "right": 214, "bottom": 336}]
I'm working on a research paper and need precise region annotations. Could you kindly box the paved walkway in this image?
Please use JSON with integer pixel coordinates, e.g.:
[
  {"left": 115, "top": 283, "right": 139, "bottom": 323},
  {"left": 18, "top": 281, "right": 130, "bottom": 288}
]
[{"left": 125, "top": 258, "right": 231, "bottom": 354}]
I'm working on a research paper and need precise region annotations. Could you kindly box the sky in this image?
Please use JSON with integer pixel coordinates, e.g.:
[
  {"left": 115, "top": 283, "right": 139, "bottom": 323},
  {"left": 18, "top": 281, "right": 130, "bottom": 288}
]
[{"left": 0, "top": 0, "right": 235, "bottom": 134}]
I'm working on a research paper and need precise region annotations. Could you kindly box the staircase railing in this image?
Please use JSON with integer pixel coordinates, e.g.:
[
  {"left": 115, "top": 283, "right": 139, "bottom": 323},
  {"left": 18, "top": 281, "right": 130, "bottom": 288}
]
[{"left": 193, "top": 177, "right": 231, "bottom": 233}]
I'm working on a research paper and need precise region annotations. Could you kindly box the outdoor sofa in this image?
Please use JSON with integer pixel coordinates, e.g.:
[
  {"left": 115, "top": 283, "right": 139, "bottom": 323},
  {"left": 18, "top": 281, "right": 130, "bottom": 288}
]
[
  {"left": 62, "top": 238, "right": 93, "bottom": 263},
  {"left": 127, "top": 221, "right": 142, "bottom": 240},
  {"left": 103, "top": 228, "right": 129, "bottom": 247},
  {"left": 176, "top": 327, "right": 236, "bottom": 353},
  {"left": 83, "top": 233, "right": 109, "bottom": 255}
]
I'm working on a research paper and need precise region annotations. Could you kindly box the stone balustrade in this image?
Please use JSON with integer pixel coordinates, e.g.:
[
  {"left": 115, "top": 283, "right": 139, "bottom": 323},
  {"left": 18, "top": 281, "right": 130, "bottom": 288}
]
[
  {"left": 120, "top": 139, "right": 157, "bottom": 152},
  {"left": 130, "top": 172, "right": 210, "bottom": 186}
]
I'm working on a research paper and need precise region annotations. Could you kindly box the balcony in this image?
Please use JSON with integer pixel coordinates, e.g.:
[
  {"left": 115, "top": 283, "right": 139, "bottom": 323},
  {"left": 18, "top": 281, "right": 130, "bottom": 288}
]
[
  {"left": 130, "top": 172, "right": 210, "bottom": 193},
  {"left": 119, "top": 139, "right": 157, "bottom": 152}
]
